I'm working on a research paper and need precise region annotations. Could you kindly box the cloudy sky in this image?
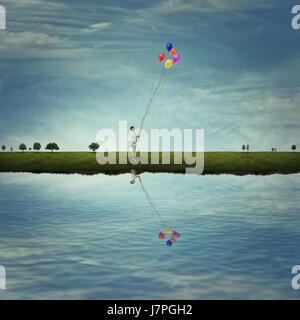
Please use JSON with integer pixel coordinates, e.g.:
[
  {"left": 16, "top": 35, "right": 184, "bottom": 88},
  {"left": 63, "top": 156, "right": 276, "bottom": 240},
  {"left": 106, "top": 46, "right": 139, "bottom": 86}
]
[{"left": 0, "top": 0, "right": 299, "bottom": 151}]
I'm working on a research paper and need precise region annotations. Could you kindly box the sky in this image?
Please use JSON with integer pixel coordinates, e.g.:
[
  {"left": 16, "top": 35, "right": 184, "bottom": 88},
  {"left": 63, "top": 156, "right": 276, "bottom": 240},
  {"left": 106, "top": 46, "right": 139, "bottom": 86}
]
[{"left": 0, "top": 0, "right": 299, "bottom": 151}]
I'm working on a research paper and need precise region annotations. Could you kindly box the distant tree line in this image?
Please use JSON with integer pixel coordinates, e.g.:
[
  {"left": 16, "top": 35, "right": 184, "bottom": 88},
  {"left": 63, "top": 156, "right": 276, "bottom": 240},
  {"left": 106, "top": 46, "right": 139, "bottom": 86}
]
[
  {"left": 242, "top": 144, "right": 250, "bottom": 152},
  {"left": 1, "top": 142, "right": 101, "bottom": 152},
  {"left": 0, "top": 142, "right": 60, "bottom": 152},
  {"left": 1, "top": 142, "right": 297, "bottom": 153},
  {"left": 240, "top": 145, "right": 297, "bottom": 152}
]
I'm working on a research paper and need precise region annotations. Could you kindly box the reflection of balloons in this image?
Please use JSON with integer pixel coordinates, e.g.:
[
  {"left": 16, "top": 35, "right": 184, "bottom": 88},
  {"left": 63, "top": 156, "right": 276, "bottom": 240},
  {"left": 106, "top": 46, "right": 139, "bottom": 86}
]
[
  {"left": 158, "top": 232, "right": 165, "bottom": 239},
  {"left": 166, "top": 239, "right": 173, "bottom": 246},
  {"left": 172, "top": 231, "right": 180, "bottom": 238},
  {"left": 165, "top": 227, "right": 173, "bottom": 234},
  {"left": 158, "top": 52, "right": 165, "bottom": 63},
  {"left": 170, "top": 237, "right": 176, "bottom": 243},
  {"left": 165, "top": 59, "right": 173, "bottom": 69},
  {"left": 166, "top": 42, "right": 173, "bottom": 52},
  {"left": 172, "top": 54, "right": 180, "bottom": 63},
  {"left": 170, "top": 48, "right": 176, "bottom": 56}
]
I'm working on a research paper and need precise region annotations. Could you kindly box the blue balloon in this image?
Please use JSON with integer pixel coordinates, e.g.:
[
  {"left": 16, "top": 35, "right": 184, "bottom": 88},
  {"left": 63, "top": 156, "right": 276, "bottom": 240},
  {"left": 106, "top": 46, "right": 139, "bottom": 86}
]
[
  {"left": 166, "top": 239, "right": 173, "bottom": 246},
  {"left": 166, "top": 42, "right": 173, "bottom": 52}
]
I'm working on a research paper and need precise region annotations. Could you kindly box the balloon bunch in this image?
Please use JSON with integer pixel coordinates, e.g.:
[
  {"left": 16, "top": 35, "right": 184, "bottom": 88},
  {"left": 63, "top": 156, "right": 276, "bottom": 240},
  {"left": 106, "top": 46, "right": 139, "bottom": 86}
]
[
  {"left": 139, "top": 42, "right": 180, "bottom": 133},
  {"left": 158, "top": 227, "right": 181, "bottom": 247},
  {"left": 158, "top": 42, "right": 181, "bottom": 69},
  {"left": 136, "top": 172, "right": 181, "bottom": 247}
]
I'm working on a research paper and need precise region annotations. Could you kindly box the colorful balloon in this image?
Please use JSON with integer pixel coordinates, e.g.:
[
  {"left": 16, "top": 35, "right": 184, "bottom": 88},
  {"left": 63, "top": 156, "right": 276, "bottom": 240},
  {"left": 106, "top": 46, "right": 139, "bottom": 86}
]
[
  {"left": 164, "top": 59, "right": 173, "bottom": 69},
  {"left": 166, "top": 42, "right": 173, "bottom": 52},
  {"left": 172, "top": 231, "right": 180, "bottom": 238},
  {"left": 158, "top": 232, "right": 165, "bottom": 239},
  {"left": 158, "top": 52, "right": 165, "bottom": 63},
  {"left": 170, "top": 237, "right": 176, "bottom": 243},
  {"left": 172, "top": 54, "right": 180, "bottom": 63},
  {"left": 170, "top": 48, "right": 176, "bottom": 56},
  {"left": 166, "top": 239, "right": 173, "bottom": 246},
  {"left": 165, "top": 227, "right": 173, "bottom": 234}
]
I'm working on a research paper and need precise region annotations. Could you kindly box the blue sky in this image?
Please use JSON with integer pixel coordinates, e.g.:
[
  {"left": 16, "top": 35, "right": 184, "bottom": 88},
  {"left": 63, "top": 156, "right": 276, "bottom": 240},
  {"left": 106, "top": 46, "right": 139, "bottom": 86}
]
[{"left": 0, "top": 0, "right": 299, "bottom": 151}]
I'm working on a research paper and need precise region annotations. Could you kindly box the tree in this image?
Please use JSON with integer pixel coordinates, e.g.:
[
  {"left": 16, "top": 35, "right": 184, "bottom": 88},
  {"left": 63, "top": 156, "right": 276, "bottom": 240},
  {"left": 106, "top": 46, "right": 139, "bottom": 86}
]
[
  {"left": 10, "top": 147, "right": 13, "bottom": 152},
  {"left": 291, "top": 145, "right": 296, "bottom": 152},
  {"left": 45, "top": 142, "right": 59, "bottom": 152},
  {"left": 242, "top": 145, "right": 245, "bottom": 152},
  {"left": 246, "top": 144, "right": 249, "bottom": 152},
  {"left": 89, "top": 142, "right": 100, "bottom": 152},
  {"left": 19, "top": 143, "right": 27, "bottom": 152},
  {"left": 33, "top": 142, "right": 41, "bottom": 151},
  {"left": 271, "top": 148, "right": 274, "bottom": 152},
  {"left": 1, "top": 145, "right": 5, "bottom": 152},
  {"left": 275, "top": 148, "right": 277, "bottom": 152}
]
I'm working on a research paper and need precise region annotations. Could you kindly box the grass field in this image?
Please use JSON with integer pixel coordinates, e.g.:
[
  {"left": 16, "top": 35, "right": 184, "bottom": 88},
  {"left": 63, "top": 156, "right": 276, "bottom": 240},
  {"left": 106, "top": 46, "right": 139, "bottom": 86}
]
[{"left": 0, "top": 151, "right": 299, "bottom": 175}]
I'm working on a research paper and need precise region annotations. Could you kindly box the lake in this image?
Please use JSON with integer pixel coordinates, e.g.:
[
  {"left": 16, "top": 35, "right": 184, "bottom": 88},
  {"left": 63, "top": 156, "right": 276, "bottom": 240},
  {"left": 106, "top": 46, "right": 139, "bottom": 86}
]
[{"left": 0, "top": 172, "right": 299, "bottom": 299}]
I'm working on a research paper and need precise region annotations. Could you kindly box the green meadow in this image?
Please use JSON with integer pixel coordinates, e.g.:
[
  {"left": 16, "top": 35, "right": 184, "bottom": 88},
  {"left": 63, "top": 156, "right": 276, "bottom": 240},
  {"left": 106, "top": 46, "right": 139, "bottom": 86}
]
[{"left": 0, "top": 152, "right": 299, "bottom": 175}]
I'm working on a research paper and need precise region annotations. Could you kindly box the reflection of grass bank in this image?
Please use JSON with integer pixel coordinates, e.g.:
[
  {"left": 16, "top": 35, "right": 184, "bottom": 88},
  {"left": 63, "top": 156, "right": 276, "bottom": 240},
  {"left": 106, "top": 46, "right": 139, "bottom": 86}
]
[{"left": 0, "top": 152, "right": 299, "bottom": 175}]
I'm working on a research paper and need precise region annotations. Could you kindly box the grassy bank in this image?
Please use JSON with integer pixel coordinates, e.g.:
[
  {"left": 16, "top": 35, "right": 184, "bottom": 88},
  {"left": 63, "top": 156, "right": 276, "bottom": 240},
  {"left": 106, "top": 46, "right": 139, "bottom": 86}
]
[{"left": 0, "top": 152, "right": 299, "bottom": 175}]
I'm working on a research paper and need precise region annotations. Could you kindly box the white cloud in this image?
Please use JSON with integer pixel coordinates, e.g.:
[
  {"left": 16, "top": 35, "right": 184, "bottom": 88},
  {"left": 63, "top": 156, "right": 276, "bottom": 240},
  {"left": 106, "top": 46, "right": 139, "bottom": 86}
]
[
  {"left": 136, "top": 0, "right": 277, "bottom": 15},
  {"left": 0, "top": 31, "right": 94, "bottom": 58},
  {"left": 82, "top": 22, "right": 111, "bottom": 33},
  {"left": 1, "top": 0, "right": 63, "bottom": 8},
  {"left": 89, "top": 22, "right": 111, "bottom": 30},
  {"left": 0, "top": 31, "right": 67, "bottom": 46}
]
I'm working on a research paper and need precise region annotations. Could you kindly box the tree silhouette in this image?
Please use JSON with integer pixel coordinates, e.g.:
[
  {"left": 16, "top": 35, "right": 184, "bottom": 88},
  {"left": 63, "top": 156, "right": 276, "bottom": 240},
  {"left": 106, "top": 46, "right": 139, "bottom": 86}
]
[
  {"left": 89, "top": 142, "right": 100, "bottom": 152},
  {"left": 19, "top": 143, "right": 27, "bottom": 152},
  {"left": 246, "top": 144, "right": 249, "bottom": 152},
  {"left": 271, "top": 148, "right": 274, "bottom": 152},
  {"left": 10, "top": 147, "right": 13, "bottom": 152},
  {"left": 33, "top": 142, "right": 41, "bottom": 151},
  {"left": 45, "top": 143, "right": 59, "bottom": 152},
  {"left": 1, "top": 145, "right": 5, "bottom": 152},
  {"left": 242, "top": 145, "right": 245, "bottom": 152},
  {"left": 291, "top": 145, "right": 296, "bottom": 152}
]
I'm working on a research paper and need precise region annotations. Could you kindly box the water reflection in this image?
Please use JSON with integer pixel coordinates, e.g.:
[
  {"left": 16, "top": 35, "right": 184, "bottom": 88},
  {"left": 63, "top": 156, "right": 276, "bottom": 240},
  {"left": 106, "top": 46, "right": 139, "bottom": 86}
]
[
  {"left": 0, "top": 173, "right": 299, "bottom": 299},
  {"left": 130, "top": 169, "right": 181, "bottom": 247}
]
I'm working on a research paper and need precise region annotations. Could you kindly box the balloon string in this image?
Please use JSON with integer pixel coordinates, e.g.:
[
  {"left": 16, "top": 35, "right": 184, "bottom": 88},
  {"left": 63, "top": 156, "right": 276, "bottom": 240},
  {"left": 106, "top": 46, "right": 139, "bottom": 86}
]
[
  {"left": 139, "top": 66, "right": 167, "bottom": 136},
  {"left": 141, "top": 68, "right": 167, "bottom": 129},
  {"left": 138, "top": 177, "right": 169, "bottom": 227},
  {"left": 139, "top": 67, "right": 164, "bottom": 132},
  {"left": 149, "top": 63, "right": 158, "bottom": 100},
  {"left": 149, "top": 62, "right": 160, "bottom": 99},
  {"left": 151, "top": 67, "right": 170, "bottom": 105}
]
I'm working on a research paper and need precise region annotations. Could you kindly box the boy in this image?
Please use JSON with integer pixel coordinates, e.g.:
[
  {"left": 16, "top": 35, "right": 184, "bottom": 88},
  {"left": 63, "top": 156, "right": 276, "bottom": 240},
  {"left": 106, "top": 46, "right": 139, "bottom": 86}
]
[{"left": 130, "top": 125, "right": 140, "bottom": 162}]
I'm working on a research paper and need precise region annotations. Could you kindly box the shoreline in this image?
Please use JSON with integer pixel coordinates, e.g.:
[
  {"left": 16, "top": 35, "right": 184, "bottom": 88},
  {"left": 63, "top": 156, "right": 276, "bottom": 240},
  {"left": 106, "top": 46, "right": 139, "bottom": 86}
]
[{"left": 0, "top": 152, "right": 299, "bottom": 175}]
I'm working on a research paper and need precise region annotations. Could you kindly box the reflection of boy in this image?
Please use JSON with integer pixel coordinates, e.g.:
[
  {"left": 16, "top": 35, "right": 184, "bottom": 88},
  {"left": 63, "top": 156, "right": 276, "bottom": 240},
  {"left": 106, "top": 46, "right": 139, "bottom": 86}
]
[
  {"left": 130, "top": 169, "right": 140, "bottom": 184},
  {"left": 130, "top": 126, "right": 139, "bottom": 162}
]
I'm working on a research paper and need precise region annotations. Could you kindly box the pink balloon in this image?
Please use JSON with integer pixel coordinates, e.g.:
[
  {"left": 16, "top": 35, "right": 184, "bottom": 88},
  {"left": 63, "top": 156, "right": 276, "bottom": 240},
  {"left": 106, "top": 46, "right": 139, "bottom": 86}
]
[
  {"left": 172, "top": 231, "right": 180, "bottom": 238},
  {"left": 172, "top": 54, "right": 180, "bottom": 63}
]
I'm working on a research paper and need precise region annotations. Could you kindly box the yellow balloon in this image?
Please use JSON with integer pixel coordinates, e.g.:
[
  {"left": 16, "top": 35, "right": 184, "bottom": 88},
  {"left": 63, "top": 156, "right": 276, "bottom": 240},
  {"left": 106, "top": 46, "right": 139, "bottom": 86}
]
[
  {"left": 165, "top": 59, "right": 173, "bottom": 69},
  {"left": 165, "top": 227, "right": 173, "bottom": 234}
]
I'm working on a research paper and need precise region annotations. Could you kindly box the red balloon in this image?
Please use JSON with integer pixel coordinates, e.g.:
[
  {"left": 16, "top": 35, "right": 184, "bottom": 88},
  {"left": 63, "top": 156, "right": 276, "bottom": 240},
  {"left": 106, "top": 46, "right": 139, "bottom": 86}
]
[
  {"left": 158, "top": 52, "right": 165, "bottom": 63},
  {"left": 158, "top": 232, "right": 165, "bottom": 239}
]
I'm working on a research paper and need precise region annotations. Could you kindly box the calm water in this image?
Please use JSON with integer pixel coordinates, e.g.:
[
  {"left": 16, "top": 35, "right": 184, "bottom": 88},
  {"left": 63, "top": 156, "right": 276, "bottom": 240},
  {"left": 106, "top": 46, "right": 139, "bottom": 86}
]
[{"left": 0, "top": 172, "right": 299, "bottom": 299}]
